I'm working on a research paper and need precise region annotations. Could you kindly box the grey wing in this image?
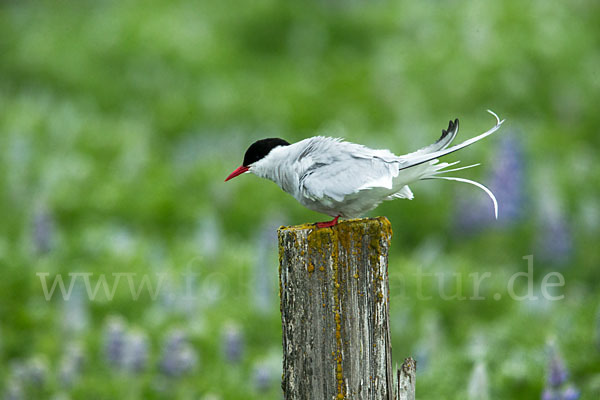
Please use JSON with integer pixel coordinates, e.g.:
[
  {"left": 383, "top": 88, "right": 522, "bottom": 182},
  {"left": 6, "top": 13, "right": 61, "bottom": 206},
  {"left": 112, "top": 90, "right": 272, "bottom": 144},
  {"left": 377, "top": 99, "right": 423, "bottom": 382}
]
[
  {"left": 400, "top": 119, "right": 459, "bottom": 159},
  {"left": 398, "top": 110, "right": 504, "bottom": 171},
  {"left": 299, "top": 142, "right": 401, "bottom": 202}
]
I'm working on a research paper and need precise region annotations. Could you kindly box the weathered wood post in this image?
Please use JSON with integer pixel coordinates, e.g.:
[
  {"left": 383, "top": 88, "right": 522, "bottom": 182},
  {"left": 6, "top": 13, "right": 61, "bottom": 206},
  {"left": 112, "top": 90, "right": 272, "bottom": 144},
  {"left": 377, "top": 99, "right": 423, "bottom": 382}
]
[
  {"left": 278, "top": 217, "right": 414, "bottom": 400},
  {"left": 397, "top": 358, "right": 416, "bottom": 400}
]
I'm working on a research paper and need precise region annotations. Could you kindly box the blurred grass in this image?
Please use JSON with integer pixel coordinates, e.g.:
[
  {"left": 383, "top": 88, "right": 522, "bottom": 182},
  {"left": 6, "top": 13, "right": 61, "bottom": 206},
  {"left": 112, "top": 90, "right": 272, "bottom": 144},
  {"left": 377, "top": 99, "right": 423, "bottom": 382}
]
[{"left": 1, "top": 0, "right": 599, "bottom": 399}]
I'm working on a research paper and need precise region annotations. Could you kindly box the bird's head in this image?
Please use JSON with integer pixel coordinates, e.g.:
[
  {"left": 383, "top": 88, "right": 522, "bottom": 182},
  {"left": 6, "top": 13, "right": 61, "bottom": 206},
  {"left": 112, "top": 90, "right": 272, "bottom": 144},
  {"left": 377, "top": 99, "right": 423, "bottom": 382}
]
[{"left": 225, "top": 138, "right": 290, "bottom": 181}]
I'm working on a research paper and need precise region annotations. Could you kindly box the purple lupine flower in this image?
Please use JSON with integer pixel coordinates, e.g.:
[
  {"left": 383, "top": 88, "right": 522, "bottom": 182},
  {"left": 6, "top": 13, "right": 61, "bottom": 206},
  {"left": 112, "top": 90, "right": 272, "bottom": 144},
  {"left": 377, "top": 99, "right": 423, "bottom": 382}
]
[
  {"left": 9, "top": 361, "right": 28, "bottom": 384},
  {"left": 3, "top": 381, "right": 23, "bottom": 400},
  {"left": 223, "top": 324, "right": 244, "bottom": 364},
  {"left": 159, "top": 330, "right": 198, "bottom": 377},
  {"left": 124, "top": 330, "right": 149, "bottom": 373},
  {"left": 454, "top": 197, "right": 489, "bottom": 234},
  {"left": 102, "top": 317, "right": 151, "bottom": 374},
  {"left": 535, "top": 175, "right": 573, "bottom": 265},
  {"left": 562, "top": 386, "right": 580, "bottom": 400},
  {"left": 253, "top": 364, "right": 271, "bottom": 392},
  {"left": 32, "top": 205, "right": 55, "bottom": 254},
  {"left": 5, "top": 357, "right": 48, "bottom": 396},
  {"left": 454, "top": 132, "right": 525, "bottom": 233},
  {"left": 542, "top": 342, "right": 580, "bottom": 400},
  {"left": 176, "top": 347, "right": 197, "bottom": 373},
  {"left": 547, "top": 344, "right": 568, "bottom": 388},
  {"left": 487, "top": 135, "right": 525, "bottom": 224},
  {"left": 536, "top": 215, "right": 573, "bottom": 266},
  {"left": 542, "top": 389, "right": 559, "bottom": 400},
  {"left": 103, "top": 316, "right": 127, "bottom": 367},
  {"left": 25, "top": 356, "right": 48, "bottom": 386},
  {"left": 541, "top": 386, "right": 580, "bottom": 400},
  {"left": 59, "top": 343, "right": 85, "bottom": 387}
]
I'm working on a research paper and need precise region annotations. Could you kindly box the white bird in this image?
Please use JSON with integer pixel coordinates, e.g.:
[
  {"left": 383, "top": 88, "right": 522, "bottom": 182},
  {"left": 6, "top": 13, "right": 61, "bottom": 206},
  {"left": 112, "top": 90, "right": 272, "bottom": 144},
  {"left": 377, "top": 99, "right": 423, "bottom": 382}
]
[{"left": 225, "top": 110, "right": 505, "bottom": 228}]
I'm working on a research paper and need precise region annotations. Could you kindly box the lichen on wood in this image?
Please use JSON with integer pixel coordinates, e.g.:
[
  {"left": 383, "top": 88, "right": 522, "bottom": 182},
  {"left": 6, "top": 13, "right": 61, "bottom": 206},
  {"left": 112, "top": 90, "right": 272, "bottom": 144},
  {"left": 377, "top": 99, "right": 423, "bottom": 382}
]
[
  {"left": 397, "top": 358, "right": 416, "bottom": 400},
  {"left": 278, "top": 217, "right": 396, "bottom": 400}
]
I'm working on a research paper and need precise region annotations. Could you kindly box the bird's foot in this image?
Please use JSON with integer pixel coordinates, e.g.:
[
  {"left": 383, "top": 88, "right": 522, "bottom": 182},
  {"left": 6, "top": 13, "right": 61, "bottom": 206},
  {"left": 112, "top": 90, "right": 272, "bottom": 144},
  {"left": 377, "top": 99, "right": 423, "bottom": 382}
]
[{"left": 315, "top": 216, "right": 340, "bottom": 228}]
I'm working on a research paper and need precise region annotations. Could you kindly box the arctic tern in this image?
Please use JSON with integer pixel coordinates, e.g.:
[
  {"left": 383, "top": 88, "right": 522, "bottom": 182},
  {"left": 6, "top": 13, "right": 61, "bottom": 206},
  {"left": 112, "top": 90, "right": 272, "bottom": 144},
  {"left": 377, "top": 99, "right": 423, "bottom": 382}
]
[{"left": 225, "top": 110, "right": 504, "bottom": 228}]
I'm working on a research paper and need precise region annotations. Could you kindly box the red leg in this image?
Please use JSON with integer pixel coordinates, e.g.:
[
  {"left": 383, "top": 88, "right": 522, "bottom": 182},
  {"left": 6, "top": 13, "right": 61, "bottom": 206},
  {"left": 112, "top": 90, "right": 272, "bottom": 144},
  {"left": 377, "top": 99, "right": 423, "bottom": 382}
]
[{"left": 315, "top": 216, "right": 340, "bottom": 228}]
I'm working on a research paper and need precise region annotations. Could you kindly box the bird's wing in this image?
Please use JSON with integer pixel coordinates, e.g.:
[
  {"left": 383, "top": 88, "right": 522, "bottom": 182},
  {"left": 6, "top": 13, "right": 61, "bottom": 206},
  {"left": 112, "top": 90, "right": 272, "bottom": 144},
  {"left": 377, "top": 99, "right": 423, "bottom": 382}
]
[
  {"left": 401, "top": 119, "right": 460, "bottom": 159},
  {"left": 398, "top": 110, "right": 504, "bottom": 170},
  {"left": 297, "top": 137, "right": 401, "bottom": 202}
]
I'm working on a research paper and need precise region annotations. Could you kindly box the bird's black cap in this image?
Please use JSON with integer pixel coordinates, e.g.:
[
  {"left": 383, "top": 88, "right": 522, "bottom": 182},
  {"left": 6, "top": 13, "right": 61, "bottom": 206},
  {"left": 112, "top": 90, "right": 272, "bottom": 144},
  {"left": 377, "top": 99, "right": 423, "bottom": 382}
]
[{"left": 243, "top": 138, "right": 290, "bottom": 166}]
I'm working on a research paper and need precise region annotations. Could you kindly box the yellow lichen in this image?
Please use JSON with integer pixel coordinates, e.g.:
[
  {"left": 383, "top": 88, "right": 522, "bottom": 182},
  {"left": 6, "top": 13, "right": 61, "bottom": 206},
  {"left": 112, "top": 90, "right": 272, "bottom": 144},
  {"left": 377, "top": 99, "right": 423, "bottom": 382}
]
[{"left": 278, "top": 238, "right": 284, "bottom": 300}]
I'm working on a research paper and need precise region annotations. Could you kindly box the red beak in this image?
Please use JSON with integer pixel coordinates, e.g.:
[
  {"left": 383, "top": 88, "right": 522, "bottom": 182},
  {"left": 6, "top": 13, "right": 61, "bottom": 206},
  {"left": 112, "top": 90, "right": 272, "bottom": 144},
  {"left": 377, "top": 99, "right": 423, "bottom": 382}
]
[{"left": 225, "top": 165, "right": 249, "bottom": 181}]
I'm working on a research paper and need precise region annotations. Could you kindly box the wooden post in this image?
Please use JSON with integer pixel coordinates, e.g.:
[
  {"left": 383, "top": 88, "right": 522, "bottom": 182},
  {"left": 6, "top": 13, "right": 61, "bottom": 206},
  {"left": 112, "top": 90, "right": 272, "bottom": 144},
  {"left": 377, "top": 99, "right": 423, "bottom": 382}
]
[
  {"left": 397, "top": 358, "right": 417, "bottom": 400},
  {"left": 278, "top": 217, "right": 413, "bottom": 400}
]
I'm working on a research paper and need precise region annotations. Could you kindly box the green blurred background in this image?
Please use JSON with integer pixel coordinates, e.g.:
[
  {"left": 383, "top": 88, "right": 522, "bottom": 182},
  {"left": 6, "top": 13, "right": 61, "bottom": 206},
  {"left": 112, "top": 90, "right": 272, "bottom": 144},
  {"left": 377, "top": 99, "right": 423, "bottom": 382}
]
[{"left": 1, "top": 0, "right": 599, "bottom": 399}]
